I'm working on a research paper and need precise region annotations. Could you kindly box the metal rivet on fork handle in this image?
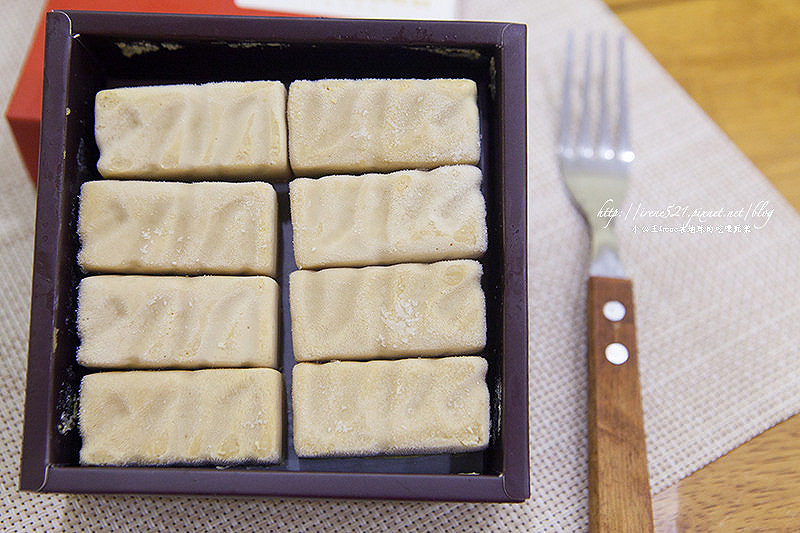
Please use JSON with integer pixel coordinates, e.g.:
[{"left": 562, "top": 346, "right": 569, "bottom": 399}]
[
  {"left": 605, "top": 342, "right": 629, "bottom": 365},
  {"left": 602, "top": 300, "right": 626, "bottom": 321}
]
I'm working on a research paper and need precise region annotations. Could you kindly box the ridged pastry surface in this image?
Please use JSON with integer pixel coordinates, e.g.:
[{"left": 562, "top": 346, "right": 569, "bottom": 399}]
[
  {"left": 77, "top": 275, "right": 280, "bottom": 369},
  {"left": 292, "top": 357, "right": 490, "bottom": 457},
  {"left": 79, "top": 368, "right": 284, "bottom": 465},
  {"left": 289, "top": 260, "right": 486, "bottom": 362},
  {"left": 95, "top": 81, "right": 290, "bottom": 180},
  {"left": 77, "top": 181, "right": 278, "bottom": 276},
  {"left": 288, "top": 79, "right": 480, "bottom": 176},
  {"left": 290, "top": 165, "right": 487, "bottom": 269}
]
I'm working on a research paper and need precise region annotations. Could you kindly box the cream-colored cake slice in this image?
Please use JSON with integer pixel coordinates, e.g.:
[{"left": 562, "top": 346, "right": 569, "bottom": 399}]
[
  {"left": 292, "top": 357, "right": 490, "bottom": 457},
  {"left": 77, "top": 275, "right": 279, "bottom": 369},
  {"left": 289, "top": 260, "right": 486, "bottom": 362},
  {"left": 79, "top": 368, "right": 284, "bottom": 465},
  {"left": 290, "top": 165, "right": 487, "bottom": 269},
  {"left": 287, "top": 78, "right": 480, "bottom": 176},
  {"left": 77, "top": 180, "right": 278, "bottom": 276},
  {"left": 95, "top": 81, "right": 290, "bottom": 180}
]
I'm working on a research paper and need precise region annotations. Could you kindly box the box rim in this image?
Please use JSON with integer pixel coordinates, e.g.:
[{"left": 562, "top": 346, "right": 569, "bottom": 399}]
[
  {"left": 20, "top": 8, "right": 73, "bottom": 493},
  {"left": 496, "top": 21, "right": 529, "bottom": 502},
  {"left": 55, "top": 9, "right": 515, "bottom": 44},
  {"left": 43, "top": 465, "right": 511, "bottom": 502}
]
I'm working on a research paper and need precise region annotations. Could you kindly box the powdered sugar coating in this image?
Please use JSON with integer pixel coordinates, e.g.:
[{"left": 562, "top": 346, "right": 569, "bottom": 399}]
[
  {"left": 292, "top": 357, "right": 489, "bottom": 457},
  {"left": 289, "top": 260, "right": 486, "bottom": 362},
  {"left": 95, "top": 81, "right": 290, "bottom": 180},
  {"left": 290, "top": 165, "right": 487, "bottom": 269},
  {"left": 79, "top": 368, "right": 283, "bottom": 465},
  {"left": 287, "top": 79, "right": 480, "bottom": 176},
  {"left": 77, "top": 275, "right": 280, "bottom": 369},
  {"left": 77, "top": 181, "right": 278, "bottom": 276}
]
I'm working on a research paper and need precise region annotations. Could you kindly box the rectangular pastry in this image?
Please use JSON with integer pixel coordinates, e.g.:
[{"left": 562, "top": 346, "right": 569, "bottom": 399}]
[
  {"left": 77, "top": 275, "right": 280, "bottom": 369},
  {"left": 289, "top": 260, "right": 486, "bottom": 362},
  {"left": 95, "top": 81, "right": 290, "bottom": 180},
  {"left": 77, "top": 180, "right": 278, "bottom": 276},
  {"left": 289, "top": 165, "right": 487, "bottom": 269},
  {"left": 292, "top": 357, "right": 490, "bottom": 457},
  {"left": 79, "top": 368, "right": 284, "bottom": 465},
  {"left": 287, "top": 78, "right": 480, "bottom": 176}
]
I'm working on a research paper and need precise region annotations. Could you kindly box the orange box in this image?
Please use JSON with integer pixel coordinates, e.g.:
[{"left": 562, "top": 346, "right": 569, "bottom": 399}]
[{"left": 5, "top": 1, "right": 297, "bottom": 184}]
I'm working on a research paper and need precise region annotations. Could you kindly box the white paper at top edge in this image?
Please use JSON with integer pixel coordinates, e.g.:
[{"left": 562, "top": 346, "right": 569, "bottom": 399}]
[{"left": 234, "top": 0, "right": 460, "bottom": 20}]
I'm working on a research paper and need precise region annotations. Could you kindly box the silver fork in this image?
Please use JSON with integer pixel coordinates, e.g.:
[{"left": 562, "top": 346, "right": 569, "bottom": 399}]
[{"left": 558, "top": 34, "right": 654, "bottom": 533}]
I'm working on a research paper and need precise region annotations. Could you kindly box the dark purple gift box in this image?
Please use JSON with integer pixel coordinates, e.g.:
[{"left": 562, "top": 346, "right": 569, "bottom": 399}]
[{"left": 21, "top": 10, "right": 528, "bottom": 502}]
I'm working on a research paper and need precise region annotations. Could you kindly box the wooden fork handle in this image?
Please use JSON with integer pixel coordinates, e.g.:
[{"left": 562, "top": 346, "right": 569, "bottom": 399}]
[{"left": 587, "top": 276, "right": 654, "bottom": 533}]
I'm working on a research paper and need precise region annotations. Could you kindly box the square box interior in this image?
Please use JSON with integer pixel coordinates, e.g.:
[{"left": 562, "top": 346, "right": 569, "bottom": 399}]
[{"left": 21, "top": 10, "right": 528, "bottom": 502}]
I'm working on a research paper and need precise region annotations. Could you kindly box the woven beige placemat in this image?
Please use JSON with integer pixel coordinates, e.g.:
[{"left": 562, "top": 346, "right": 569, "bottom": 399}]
[{"left": 2, "top": 0, "right": 799, "bottom": 530}]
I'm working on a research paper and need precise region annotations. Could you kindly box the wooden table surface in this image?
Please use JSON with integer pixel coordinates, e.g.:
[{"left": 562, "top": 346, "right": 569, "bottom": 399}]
[{"left": 605, "top": 0, "right": 800, "bottom": 530}]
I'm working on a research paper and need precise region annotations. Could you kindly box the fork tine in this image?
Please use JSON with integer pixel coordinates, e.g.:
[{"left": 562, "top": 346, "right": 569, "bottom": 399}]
[
  {"left": 560, "top": 33, "right": 633, "bottom": 164},
  {"left": 557, "top": 32, "right": 575, "bottom": 156},
  {"left": 597, "top": 33, "right": 613, "bottom": 159},
  {"left": 576, "top": 34, "right": 593, "bottom": 157},
  {"left": 616, "top": 35, "right": 634, "bottom": 162}
]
